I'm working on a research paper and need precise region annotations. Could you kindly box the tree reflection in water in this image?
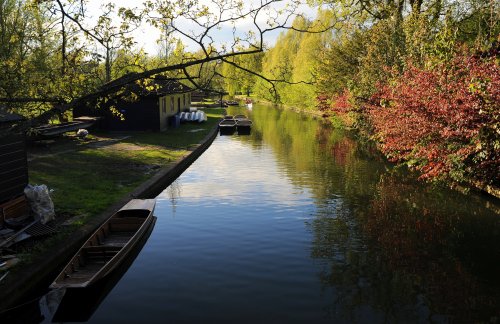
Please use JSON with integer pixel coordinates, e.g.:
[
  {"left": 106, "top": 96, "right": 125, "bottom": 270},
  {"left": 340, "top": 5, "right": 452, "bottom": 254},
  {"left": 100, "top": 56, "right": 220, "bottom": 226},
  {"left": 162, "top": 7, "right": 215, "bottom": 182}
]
[
  {"left": 309, "top": 130, "right": 500, "bottom": 322},
  {"left": 231, "top": 104, "right": 500, "bottom": 322},
  {"left": 364, "top": 173, "right": 500, "bottom": 322}
]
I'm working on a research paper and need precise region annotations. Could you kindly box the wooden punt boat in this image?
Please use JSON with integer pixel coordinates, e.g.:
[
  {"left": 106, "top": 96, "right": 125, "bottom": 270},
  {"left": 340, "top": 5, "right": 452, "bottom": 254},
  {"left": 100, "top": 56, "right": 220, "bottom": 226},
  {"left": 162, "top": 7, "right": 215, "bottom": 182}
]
[
  {"left": 50, "top": 199, "right": 156, "bottom": 289},
  {"left": 236, "top": 118, "right": 252, "bottom": 129},
  {"left": 219, "top": 118, "right": 237, "bottom": 129},
  {"left": 233, "top": 114, "right": 247, "bottom": 121},
  {"left": 50, "top": 217, "right": 157, "bottom": 322}
]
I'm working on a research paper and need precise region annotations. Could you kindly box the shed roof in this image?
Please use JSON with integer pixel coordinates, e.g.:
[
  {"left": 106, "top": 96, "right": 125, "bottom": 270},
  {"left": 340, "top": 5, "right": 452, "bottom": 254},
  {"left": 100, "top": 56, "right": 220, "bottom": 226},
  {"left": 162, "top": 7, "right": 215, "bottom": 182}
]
[{"left": 104, "top": 76, "right": 192, "bottom": 99}]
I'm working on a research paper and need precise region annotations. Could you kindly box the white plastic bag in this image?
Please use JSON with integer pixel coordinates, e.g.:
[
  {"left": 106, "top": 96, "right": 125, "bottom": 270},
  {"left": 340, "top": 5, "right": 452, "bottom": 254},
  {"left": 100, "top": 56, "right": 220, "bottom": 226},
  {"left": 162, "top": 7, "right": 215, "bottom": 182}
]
[{"left": 24, "top": 184, "right": 55, "bottom": 224}]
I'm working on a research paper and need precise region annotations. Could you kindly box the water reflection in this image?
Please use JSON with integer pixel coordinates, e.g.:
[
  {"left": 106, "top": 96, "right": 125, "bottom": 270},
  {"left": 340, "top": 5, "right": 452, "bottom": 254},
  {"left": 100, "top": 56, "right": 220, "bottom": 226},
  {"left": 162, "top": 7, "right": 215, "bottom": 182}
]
[
  {"left": 238, "top": 104, "right": 500, "bottom": 322},
  {"left": 363, "top": 174, "right": 500, "bottom": 322}
]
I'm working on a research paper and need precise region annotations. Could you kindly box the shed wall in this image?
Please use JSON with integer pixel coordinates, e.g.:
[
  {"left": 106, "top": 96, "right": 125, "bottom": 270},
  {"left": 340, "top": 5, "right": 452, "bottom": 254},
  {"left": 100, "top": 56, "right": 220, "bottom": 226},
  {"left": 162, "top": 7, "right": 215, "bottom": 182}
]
[{"left": 0, "top": 135, "right": 28, "bottom": 204}]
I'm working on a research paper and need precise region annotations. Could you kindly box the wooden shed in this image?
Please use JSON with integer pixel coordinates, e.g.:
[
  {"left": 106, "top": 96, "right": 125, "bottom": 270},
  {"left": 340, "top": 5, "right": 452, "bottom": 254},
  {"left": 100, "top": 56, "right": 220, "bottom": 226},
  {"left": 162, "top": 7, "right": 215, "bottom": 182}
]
[
  {"left": 0, "top": 109, "right": 28, "bottom": 205},
  {"left": 74, "top": 77, "right": 192, "bottom": 132}
]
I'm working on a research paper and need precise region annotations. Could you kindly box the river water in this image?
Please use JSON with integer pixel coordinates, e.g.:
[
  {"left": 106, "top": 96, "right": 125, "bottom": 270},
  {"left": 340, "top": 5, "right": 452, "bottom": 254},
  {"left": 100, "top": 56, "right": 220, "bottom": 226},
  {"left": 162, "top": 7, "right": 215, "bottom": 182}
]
[{"left": 12, "top": 104, "right": 500, "bottom": 323}]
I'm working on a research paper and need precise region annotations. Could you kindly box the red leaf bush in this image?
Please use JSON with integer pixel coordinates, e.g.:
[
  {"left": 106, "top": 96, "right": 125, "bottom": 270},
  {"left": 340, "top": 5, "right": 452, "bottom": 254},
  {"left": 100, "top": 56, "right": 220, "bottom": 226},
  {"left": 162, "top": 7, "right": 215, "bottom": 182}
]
[{"left": 367, "top": 50, "right": 499, "bottom": 184}]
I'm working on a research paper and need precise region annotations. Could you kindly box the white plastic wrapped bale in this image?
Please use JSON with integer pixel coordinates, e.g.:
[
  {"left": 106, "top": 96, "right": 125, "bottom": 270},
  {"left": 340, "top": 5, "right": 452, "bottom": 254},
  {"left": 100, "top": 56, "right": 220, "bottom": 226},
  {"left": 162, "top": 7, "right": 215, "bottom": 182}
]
[
  {"left": 76, "top": 128, "right": 88, "bottom": 138},
  {"left": 24, "top": 184, "right": 55, "bottom": 224}
]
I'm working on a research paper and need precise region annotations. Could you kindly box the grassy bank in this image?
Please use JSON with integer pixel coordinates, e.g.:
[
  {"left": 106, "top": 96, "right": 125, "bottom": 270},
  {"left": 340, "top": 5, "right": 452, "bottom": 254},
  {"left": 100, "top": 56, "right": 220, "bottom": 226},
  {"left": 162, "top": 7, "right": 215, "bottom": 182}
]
[
  {"left": 28, "top": 108, "right": 224, "bottom": 219},
  {"left": 9, "top": 108, "right": 224, "bottom": 264}
]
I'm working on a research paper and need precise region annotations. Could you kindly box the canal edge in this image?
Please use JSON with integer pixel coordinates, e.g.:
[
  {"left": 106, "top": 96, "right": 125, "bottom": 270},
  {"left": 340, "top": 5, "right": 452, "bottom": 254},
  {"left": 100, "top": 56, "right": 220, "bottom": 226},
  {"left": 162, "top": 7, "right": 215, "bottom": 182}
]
[{"left": 0, "top": 124, "right": 219, "bottom": 312}]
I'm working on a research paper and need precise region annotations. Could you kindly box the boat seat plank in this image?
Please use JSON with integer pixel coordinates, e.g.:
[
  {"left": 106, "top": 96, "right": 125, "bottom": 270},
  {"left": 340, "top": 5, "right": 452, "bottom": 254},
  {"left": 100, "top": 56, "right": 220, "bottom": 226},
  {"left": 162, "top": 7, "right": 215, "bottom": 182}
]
[
  {"left": 59, "top": 277, "right": 92, "bottom": 285},
  {"left": 100, "top": 233, "right": 134, "bottom": 247},
  {"left": 82, "top": 245, "right": 121, "bottom": 252},
  {"left": 109, "top": 217, "right": 146, "bottom": 224},
  {"left": 64, "top": 263, "right": 103, "bottom": 278},
  {"left": 109, "top": 222, "right": 142, "bottom": 232},
  {"left": 104, "top": 232, "right": 135, "bottom": 243}
]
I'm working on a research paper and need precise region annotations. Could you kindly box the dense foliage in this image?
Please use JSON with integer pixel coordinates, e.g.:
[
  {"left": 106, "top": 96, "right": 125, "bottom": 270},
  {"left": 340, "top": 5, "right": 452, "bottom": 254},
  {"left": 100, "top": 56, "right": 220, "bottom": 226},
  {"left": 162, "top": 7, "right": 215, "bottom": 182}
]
[
  {"left": 368, "top": 51, "right": 499, "bottom": 185},
  {"left": 249, "top": 0, "right": 500, "bottom": 186}
]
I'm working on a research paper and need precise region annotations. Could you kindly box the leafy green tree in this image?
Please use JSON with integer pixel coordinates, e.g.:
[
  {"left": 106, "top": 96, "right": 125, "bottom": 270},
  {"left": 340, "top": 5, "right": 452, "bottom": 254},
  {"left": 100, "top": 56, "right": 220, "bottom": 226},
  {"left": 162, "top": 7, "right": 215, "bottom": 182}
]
[
  {"left": 222, "top": 46, "right": 263, "bottom": 96},
  {"left": 0, "top": 0, "right": 337, "bottom": 128}
]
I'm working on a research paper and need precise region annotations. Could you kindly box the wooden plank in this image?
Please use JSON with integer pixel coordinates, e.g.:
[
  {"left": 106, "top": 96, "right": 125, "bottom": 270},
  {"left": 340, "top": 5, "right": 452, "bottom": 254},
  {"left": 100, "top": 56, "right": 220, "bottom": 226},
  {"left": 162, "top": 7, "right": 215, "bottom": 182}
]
[
  {"left": 109, "top": 217, "right": 146, "bottom": 224},
  {"left": 102, "top": 232, "right": 135, "bottom": 247},
  {"left": 109, "top": 223, "right": 141, "bottom": 232},
  {"left": 0, "top": 150, "right": 25, "bottom": 165},
  {"left": 83, "top": 247, "right": 120, "bottom": 254},
  {"left": 0, "top": 195, "right": 28, "bottom": 220}
]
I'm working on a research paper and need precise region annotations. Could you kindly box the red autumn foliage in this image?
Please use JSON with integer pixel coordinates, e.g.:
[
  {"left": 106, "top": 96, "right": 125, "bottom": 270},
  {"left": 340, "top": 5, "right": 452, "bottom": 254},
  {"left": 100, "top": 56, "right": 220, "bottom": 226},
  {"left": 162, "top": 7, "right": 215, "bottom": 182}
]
[
  {"left": 317, "top": 89, "right": 353, "bottom": 113},
  {"left": 366, "top": 50, "right": 500, "bottom": 183},
  {"left": 330, "top": 89, "right": 353, "bottom": 114}
]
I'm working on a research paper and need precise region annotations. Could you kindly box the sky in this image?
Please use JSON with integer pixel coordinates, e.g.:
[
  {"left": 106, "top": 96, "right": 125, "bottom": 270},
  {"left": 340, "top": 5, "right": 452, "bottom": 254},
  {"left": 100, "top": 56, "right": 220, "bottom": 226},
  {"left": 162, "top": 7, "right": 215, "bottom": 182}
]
[{"left": 84, "top": 0, "right": 320, "bottom": 56}]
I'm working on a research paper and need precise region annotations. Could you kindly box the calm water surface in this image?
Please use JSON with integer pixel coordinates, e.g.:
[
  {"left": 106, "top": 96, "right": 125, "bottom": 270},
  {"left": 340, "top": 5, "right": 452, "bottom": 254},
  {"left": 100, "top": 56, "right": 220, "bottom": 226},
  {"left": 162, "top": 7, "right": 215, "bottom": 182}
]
[{"left": 41, "top": 104, "right": 500, "bottom": 322}]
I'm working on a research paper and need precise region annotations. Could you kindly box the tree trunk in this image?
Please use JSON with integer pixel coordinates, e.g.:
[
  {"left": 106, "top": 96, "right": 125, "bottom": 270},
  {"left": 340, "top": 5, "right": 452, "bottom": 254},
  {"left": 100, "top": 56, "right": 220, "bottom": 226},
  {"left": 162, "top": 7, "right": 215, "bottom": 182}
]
[{"left": 105, "top": 46, "right": 111, "bottom": 83}]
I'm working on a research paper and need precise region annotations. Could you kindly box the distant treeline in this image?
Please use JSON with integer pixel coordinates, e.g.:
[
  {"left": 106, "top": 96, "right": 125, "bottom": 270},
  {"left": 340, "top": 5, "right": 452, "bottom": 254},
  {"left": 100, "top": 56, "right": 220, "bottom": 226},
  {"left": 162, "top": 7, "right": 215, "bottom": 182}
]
[{"left": 222, "top": 0, "right": 499, "bottom": 187}]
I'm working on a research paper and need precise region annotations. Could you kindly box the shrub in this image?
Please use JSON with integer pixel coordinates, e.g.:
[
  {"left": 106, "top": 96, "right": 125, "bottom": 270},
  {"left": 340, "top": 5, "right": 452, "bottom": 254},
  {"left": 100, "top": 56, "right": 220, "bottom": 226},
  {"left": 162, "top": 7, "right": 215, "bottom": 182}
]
[{"left": 367, "top": 49, "right": 499, "bottom": 185}]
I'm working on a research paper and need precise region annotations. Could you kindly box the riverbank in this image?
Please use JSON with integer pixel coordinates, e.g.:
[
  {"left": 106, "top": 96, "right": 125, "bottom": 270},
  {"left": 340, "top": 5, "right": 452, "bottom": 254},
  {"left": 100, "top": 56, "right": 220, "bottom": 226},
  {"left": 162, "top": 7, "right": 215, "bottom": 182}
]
[
  {"left": 249, "top": 96, "right": 500, "bottom": 200},
  {"left": 0, "top": 109, "right": 223, "bottom": 312}
]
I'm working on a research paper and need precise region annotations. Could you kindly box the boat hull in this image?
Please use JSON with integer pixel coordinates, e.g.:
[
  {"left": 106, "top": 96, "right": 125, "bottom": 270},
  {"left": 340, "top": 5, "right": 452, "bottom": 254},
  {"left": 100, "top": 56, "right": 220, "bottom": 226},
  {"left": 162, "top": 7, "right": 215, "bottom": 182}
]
[
  {"left": 50, "top": 199, "right": 156, "bottom": 289},
  {"left": 218, "top": 118, "right": 237, "bottom": 135}
]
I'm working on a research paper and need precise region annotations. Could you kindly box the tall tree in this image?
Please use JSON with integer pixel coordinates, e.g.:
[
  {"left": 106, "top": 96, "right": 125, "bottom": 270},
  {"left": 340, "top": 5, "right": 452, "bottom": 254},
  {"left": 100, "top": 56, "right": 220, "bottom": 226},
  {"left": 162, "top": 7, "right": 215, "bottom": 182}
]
[{"left": 1, "top": 0, "right": 335, "bottom": 128}]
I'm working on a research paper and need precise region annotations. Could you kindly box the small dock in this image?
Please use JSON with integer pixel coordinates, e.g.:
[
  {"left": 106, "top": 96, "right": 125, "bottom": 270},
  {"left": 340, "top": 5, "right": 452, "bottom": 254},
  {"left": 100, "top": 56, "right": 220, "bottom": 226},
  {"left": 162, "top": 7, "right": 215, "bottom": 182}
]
[{"left": 31, "top": 117, "right": 100, "bottom": 139}]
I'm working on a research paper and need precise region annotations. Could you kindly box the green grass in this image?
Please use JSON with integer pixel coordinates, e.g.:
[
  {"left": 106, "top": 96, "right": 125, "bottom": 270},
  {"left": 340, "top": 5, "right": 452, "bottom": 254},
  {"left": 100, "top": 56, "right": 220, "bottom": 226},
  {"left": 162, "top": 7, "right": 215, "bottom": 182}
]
[
  {"left": 6, "top": 108, "right": 225, "bottom": 277},
  {"left": 28, "top": 108, "right": 224, "bottom": 218},
  {"left": 122, "top": 108, "right": 223, "bottom": 148},
  {"left": 29, "top": 149, "right": 151, "bottom": 216}
]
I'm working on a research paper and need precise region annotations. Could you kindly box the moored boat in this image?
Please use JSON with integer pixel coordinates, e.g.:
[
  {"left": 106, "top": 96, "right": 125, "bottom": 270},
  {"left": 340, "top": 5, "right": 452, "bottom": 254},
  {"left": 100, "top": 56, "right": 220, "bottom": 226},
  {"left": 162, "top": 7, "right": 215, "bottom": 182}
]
[
  {"left": 233, "top": 114, "right": 247, "bottom": 121},
  {"left": 50, "top": 199, "right": 156, "bottom": 289},
  {"left": 236, "top": 118, "right": 252, "bottom": 134},
  {"left": 219, "top": 118, "right": 237, "bottom": 128},
  {"left": 224, "top": 100, "right": 240, "bottom": 106},
  {"left": 219, "top": 117, "right": 237, "bottom": 134},
  {"left": 236, "top": 119, "right": 252, "bottom": 128}
]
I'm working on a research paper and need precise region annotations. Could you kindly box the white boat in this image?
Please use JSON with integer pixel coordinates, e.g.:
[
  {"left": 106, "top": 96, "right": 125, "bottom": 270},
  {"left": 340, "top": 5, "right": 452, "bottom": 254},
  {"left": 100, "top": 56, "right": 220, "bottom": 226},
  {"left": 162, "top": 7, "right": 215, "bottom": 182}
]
[
  {"left": 245, "top": 98, "right": 253, "bottom": 109},
  {"left": 179, "top": 112, "right": 188, "bottom": 122},
  {"left": 196, "top": 111, "right": 207, "bottom": 122}
]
